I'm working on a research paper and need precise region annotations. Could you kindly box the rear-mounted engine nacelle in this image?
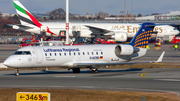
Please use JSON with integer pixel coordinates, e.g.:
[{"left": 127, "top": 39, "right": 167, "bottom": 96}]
[{"left": 115, "top": 45, "right": 140, "bottom": 56}]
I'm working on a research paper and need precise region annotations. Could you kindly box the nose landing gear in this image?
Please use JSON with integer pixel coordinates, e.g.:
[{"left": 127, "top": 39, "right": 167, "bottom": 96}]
[{"left": 15, "top": 68, "right": 19, "bottom": 76}]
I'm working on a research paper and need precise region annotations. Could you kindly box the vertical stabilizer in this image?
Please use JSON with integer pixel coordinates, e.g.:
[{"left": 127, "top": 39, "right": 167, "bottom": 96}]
[
  {"left": 13, "top": 0, "right": 42, "bottom": 28},
  {"left": 130, "top": 22, "right": 156, "bottom": 48}
]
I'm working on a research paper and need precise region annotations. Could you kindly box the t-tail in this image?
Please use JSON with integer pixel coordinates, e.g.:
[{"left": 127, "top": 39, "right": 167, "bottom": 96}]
[
  {"left": 13, "top": 0, "right": 42, "bottom": 28},
  {"left": 130, "top": 22, "right": 156, "bottom": 48}
]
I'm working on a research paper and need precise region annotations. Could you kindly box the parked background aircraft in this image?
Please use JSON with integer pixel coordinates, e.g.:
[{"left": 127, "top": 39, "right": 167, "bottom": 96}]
[
  {"left": 11, "top": 0, "right": 179, "bottom": 42},
  {"left": 3, "top": 22, "right": 165, "bottom": 76}
]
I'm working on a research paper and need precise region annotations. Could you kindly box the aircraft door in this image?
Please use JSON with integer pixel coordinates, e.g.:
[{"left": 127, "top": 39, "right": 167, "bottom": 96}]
[{"left": 33, "top": 47, "right": 43, "bottom": 63}]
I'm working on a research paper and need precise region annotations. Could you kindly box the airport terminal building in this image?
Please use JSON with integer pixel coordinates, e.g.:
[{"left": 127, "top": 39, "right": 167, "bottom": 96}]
[
  {"left": 136, "top": 11, "right": 180, "bottom": 21},
  {"left": 105, "top": 11, "right": 180, "bottom": 21}
]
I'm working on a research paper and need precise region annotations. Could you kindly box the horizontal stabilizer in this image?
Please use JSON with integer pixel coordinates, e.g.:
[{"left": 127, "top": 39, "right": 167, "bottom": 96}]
[{"left": 8, "top": 24, "right": 34, "bottom": 29}]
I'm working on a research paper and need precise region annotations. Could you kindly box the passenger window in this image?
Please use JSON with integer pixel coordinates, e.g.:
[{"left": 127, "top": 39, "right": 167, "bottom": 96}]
[
  {"left": 92, "top": 52, "right": 94, "bottom": 55},
  {"left": 83, "top": 52, "right": 85, "bottom": 55},
  {"left": 78, "top": 52, "right": 80, "bottom": 55},
  {"left": 55, "top": 53, "right": 56, "bottom": 56},
  {"left": 45, "top": 53, "right": 47, "bottom": 56},
  {"left": 87, "top": 52, "right": 89, "bottom": 55},
  {"left": 69, "top": 53, "right": 71, "bottom": 56},
  {"left": 64, "top": 53, "right": 66, "bottom": 56},
  {"left": 59, "top": 53, "right": 61, "bottom": 56},
  {"left": 50, "top": 53, "right": 52, "bottom": 56},
  {"left": 101, "top": 52, "right": 103, "bottom": 55},
  {"left": 96, "top": 52, "right": 98, "bottom": 55},
  {"left": 74, "top": 52, "right": 76, "bottom": 55}
]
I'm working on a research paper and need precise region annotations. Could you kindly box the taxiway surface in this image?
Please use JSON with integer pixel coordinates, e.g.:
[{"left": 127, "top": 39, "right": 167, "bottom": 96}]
[{"left": 0, "top": 68, "right": 180, "bottom": 95}]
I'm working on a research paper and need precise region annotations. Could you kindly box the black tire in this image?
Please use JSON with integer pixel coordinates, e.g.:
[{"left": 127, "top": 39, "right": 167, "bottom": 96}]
[
  {"left": 90, "top": 69, "right": 98, "bottom": 73},
  {"left": 15, "top": 72, "right": 19, "bottom": 76},
  {"left": 72, "top": 68, "right": 80, "bottom": 73}
]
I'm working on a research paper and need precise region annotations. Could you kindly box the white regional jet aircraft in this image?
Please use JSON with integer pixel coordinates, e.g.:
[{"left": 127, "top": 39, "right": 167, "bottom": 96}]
[
  {"left": 4, "top": 22, "right": 165, "bottom": 76},
  {"left": 12, "top": 0, "right": 179, "bottom": 42}
]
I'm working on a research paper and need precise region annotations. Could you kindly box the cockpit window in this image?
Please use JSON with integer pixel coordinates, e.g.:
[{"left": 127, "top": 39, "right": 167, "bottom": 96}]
[
  {"left": 14, "top": 51, "right": 31, "bottom": 55},
  {"left": 23, "top": 51, "right": 31, "bottom": 55},
  {"left": 174, "top": 28, "right": 177, "bottom": 30},
  {"left": 14, "top": 51, "right": 23, "bottom": 55}
]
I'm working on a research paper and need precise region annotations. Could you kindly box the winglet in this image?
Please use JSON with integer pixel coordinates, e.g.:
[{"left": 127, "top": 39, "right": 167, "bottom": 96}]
[{"left": 156, "top": 51, "right": 165, "bottom": 63}]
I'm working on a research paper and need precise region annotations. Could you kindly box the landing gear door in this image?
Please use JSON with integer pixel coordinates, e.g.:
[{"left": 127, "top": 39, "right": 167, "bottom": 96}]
[{"left": 33, "top": 47, "right": 43, "bottom": 63}]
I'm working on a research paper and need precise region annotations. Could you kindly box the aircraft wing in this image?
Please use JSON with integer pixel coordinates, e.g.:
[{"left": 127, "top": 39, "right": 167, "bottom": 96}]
[
  {"left": 85, "top": 25, "right": 113, "bottom": 36},
  {"left": 73, "top": 51, "right": 165, "bottom": 67}
]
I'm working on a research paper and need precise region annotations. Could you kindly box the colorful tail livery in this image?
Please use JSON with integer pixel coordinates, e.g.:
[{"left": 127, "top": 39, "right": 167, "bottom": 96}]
[
  {"left": 13, "top": 0, "right": 42, "bottom": 28},
  {"left": 130, "top": 22, "right": 156, "bottom": 48},
  {"left": 13, "top": 0, "right": 55, "bottom": 35}
]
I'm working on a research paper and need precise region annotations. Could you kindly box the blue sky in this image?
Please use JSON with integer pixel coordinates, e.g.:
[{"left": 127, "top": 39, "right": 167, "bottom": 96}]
[{"left": 0, "top": 0, "right": 180, "bottom": 15}]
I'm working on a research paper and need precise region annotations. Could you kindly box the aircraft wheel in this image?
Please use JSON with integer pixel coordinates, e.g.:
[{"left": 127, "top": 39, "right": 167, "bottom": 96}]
[
  {"left": 15, "top": 72, "right": 19, "bottom": 76},
  {"left": 15, "top": 68, "right": 19, "bottom": 76},
  {"left": 90, "top": 68, "right": 98, "bottom": 73},
  {"left": 72, "top": 68, "right": 80, "bottom": 73}
]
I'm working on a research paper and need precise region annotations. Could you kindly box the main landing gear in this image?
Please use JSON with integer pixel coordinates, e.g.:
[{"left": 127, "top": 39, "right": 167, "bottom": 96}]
[
  {"left": 71, "top": 68, "right": 98, "bottom": 73},
  {"left": 90, "top": 68, "right": 98, "bottom": 73},
  {"left": 15, "top": 68, "right": 19, "bottom": 76},
  {"left": 72, "top": 68, "right": 80, "bottom": 73}
]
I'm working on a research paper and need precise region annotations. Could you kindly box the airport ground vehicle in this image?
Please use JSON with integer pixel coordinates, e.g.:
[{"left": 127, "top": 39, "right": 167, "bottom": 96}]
[
  {"left": 171, "top": 37, "right": 180, "bottom": 44},
  {"left": 94, "top": 38, "right": 117, "bottom": 44},
  {"left": 19, "top": 43, "right": 37, "bottom": 48}
]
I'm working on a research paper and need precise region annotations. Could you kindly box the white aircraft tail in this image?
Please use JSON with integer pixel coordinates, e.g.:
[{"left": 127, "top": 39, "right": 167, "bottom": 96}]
[{"left": 13, "top": 0, "right": 42, "bottom": 28}]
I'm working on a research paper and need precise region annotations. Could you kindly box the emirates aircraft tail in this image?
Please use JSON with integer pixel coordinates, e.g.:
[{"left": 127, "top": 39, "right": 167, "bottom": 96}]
[
  {"left": 12, "top": 0, "right": 56, "bottom": 36},
  {"left": 13, "top": 0, "right": 42, "bottom": 28}
]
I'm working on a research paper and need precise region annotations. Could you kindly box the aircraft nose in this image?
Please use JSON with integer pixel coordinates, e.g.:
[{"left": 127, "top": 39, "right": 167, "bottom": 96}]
[
  {"left": 3, "top": 60, "right": 9, "bottom": 66},
  {"left": 177, "top": 30, "right": 180, "bottom": 33}
]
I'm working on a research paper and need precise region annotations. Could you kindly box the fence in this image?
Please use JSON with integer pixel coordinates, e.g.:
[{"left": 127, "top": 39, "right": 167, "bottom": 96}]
[{"left": 0, "top": 35, "right": 32, "bottom": 44}]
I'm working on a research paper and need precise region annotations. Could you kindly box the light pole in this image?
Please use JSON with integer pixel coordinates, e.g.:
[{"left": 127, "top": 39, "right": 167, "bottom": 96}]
[
  {"left": 131, "top": 0, "right": 133, "bottom": 16},
  {"left": 65, "top": 0, "right": 69, "bottom": 45},
  {"left": 124, "top": 0, "right": 126, "bottom": 16}
]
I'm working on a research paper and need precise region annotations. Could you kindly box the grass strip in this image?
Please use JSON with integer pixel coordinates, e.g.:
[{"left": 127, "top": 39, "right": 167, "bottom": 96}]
[{"left": 0, "top": 88, "right": 178, "bottom": 101}]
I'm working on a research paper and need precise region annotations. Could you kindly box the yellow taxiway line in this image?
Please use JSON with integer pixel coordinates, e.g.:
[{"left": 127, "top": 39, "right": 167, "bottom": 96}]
[{"left": 140, "top": 73, "right": 149, "bottom": 78}]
